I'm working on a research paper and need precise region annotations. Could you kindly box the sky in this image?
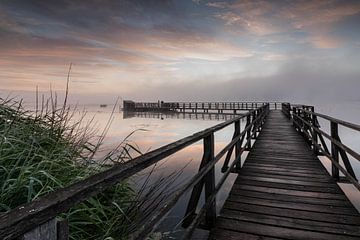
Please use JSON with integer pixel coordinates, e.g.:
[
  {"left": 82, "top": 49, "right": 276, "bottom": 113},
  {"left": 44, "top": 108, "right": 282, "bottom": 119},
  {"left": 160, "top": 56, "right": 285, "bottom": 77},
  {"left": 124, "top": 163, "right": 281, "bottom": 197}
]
[{"left": 1, "top": 0, "right": 360, "bottom": 104}]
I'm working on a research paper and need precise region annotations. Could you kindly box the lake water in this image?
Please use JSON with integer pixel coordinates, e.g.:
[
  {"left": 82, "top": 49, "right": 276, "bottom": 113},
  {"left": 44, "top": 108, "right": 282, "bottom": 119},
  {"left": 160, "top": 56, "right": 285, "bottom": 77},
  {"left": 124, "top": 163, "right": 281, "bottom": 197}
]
[{"left": 77, "top": 102, "right": 360, "bottom": 238}]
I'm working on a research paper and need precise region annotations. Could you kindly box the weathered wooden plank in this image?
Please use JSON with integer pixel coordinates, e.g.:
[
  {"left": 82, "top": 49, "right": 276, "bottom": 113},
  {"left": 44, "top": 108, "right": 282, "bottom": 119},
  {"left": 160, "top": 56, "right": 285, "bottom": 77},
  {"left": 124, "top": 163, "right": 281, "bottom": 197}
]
[
  {"left": 233, "top": 184, "right": 348, "bottom": 200},
  {"left": 226, "top": 195, "right": 358, "bottom": 215},
  {"left": 229, "top": 189, "right": 352, "bottom": 207},
  {"left": 234, "top": 179, "right": 342, "bottom": 194},
  {"left": 209, "top": 229, "right": 281, "bottom": 240},
  {"left": 239, "top": 169, "right": 333, "bottom": 181},
  {"left": 237, "top": 174, "right": 333, "bottom": 186},
  {"left": 215, "top": 218, "right": 360, "bottom": 240},
  {"left": 223, "top": 201, "right": 360, "bottom": 225},
  {"left": 239, "top": 171, "right": 333, "bottom": 182},
  {"left": 220, "top": 209, "right": 360, "bottom": 236}
]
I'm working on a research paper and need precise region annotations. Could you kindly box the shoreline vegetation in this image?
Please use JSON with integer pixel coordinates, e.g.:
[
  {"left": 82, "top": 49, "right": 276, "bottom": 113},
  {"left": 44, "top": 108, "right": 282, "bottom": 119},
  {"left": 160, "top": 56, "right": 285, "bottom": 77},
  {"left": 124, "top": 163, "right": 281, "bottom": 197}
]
[
  {"left": 0, "top": 95, "right": 138, "bottom": 239},
  {"left": 0, "top": 92, "right": 181, "bottom": 239}
]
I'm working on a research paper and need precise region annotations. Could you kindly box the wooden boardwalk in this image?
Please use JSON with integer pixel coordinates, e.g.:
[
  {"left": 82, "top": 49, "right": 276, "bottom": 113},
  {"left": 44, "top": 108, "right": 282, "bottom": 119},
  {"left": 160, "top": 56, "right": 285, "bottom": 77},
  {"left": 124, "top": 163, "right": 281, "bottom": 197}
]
[{"left": 210, "top": 110, "right": 360, "bottom": 240}]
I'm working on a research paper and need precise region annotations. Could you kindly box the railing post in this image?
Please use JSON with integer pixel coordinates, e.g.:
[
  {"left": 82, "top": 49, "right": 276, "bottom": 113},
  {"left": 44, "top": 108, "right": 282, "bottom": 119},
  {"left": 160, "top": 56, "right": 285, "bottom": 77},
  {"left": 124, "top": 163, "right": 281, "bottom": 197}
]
[
  {"left": 252, "top": 111, "right": 257, "bottom": 139},
  {"left": 331, "top": 121, "right": 340, "bottom": 180},
  {"left": 246, "top": 115, "right": 251, "bottom": 150},
  {"left": 182, "top": 133, "right": 216, "bottom": 228},
  {"left": 57, "top": 219, "right": 69, "bottom": 240},
  {"left": 235, "top": 120, "right": 241, "bottom": 170},
  {"left": 292, "top": 107, "right": 297, "bottom": 129},
  {"left": 22, "top": 218, "right": 69, "bottom": 240},
  {"left": 203, "top": 133, "right": 216, "bottom": 227},
  {"left": 311, "top": 107, "right": 318, "bottom": 154}
]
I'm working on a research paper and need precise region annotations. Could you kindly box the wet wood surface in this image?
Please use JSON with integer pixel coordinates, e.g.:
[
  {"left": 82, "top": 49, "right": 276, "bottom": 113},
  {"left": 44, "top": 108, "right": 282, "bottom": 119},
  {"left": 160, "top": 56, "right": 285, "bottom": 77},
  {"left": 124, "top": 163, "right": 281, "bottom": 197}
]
[{"left": 210, "top": 110, "right": 360, "bottom": 240}]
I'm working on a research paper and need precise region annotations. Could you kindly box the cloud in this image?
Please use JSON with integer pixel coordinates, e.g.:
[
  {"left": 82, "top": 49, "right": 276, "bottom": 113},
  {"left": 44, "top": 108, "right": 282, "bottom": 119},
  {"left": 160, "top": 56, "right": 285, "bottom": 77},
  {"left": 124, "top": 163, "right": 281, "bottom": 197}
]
[
  {"left": 309, "top": 35, "right": 342, "bottom": 49},
  {"left": 126, "top": 59, "right": 360, "bottom": 103},
  {"left": 206, "top": 2, "right": 229, "bottom": 9},
  {"left": 1, "top": 0, "right": 360, "bottom": 104},
  {"left": 209, "top": 0, "right": 360, "bottom": 48}
]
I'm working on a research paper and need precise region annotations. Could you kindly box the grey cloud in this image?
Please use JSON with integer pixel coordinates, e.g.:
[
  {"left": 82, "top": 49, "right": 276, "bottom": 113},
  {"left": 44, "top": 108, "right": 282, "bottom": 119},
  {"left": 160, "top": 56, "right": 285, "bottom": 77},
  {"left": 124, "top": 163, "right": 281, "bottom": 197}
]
[{"left": 126, "top": 61, "right": 360, "bottom": 104}]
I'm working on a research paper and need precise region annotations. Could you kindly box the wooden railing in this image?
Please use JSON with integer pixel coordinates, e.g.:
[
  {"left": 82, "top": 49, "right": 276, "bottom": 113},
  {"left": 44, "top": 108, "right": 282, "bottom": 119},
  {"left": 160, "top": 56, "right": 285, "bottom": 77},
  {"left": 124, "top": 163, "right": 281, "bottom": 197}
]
[
  {"left": 0, "top": 104, "right": 269, "bottom": 240},
  {"left": 282, "top": 104, "right": 360, "bottom": 190},
  {"left": 163, "top": 102, "right": 281, "bottom": 110},
  {"left": 128, "top": 101, "right": 283, "bottom": 111}
]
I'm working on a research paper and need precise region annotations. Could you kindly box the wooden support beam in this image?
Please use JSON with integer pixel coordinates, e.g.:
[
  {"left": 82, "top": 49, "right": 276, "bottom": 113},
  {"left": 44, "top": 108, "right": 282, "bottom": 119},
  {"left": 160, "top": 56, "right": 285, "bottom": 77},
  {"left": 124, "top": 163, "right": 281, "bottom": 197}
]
[
  {"left": 57, "top": 219, "right": 69, "bottom": 240},
  {"left": 234, "top": 120, "right": 241, "bottom": 170},
  {"left": 204, "top": 133, "right": 216, "bottom": 228},
  {"left": 311, "top": 108, "right": 319, "bottom": 155},
  {"left": 334, "top": 136, "right": 358, "bottom": 181},
  {"left": 331, "top": 121, "right": 340, "bottom": 180},
  {"left": 246, "top": 115, "right": 251, "bottom": 150},
  {"left": 23, "top": 219, "right": 57, "bottom": 240}
]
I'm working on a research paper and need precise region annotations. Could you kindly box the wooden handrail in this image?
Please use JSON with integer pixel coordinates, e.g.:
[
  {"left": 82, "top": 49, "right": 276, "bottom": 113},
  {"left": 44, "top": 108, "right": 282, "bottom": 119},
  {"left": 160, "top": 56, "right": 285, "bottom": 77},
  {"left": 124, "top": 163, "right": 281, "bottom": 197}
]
[
  {"left": 291, "top": 115, "right": 360, "bottom": 190},
  {"left": 296, "top": 108, "right": 360, "bottom": 132},
  {"left": 0, "top": 104, "right": 269, "bottom": 240},
  {"left": 289, "top": 105, "right": 359, "bottom": 190}
]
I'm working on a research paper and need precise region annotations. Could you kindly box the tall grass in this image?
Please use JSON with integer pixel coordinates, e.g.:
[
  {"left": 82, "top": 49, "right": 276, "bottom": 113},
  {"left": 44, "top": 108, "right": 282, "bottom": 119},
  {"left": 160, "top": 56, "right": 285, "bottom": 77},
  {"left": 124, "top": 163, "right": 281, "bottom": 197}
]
[
  {"left": 0, "top": 93, "right": 142, "bottom": 239},
  {"left": 0, "top": 91, "right": 187, "bottom": 240}
]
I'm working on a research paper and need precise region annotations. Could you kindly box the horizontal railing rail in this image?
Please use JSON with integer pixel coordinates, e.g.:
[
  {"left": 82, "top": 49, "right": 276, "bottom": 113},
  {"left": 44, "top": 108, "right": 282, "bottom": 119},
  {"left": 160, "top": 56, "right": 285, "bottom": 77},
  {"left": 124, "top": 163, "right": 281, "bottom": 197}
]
[
  {"left": 0, "top": 104, "right": 270, "bottom": 239},
  {"left": 282, "top": 104, "right": 360, "bottom": 190}
]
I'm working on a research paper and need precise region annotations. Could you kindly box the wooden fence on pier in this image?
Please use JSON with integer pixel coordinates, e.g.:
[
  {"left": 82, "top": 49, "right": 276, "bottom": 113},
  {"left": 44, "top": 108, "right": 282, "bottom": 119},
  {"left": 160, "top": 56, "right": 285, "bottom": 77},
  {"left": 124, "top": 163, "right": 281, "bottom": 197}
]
[{"left": 1, "top": 102, "right": 360, "bottom": 240}]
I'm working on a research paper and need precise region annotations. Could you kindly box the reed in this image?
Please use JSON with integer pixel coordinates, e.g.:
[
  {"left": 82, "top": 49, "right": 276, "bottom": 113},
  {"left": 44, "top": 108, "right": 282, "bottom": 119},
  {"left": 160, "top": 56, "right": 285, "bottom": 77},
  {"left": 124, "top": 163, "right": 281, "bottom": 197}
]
[{"left": 0, "top": 93, "right": 137, "bottom": 238}]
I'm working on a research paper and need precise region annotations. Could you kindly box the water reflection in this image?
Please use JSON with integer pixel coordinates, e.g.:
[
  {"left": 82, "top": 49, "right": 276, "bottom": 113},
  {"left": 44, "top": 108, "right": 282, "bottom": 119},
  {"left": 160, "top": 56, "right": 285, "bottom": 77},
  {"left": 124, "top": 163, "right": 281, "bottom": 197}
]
[{"left": 123, "top": 111, "right": 243, "bottom": 122}]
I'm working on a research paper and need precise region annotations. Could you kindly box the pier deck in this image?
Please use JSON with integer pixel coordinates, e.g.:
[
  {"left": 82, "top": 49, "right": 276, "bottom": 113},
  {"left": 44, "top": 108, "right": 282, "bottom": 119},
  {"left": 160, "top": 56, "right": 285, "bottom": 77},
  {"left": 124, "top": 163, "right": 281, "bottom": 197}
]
[{"left": 210, "top": 110, "right": 360, "bottom": 239}]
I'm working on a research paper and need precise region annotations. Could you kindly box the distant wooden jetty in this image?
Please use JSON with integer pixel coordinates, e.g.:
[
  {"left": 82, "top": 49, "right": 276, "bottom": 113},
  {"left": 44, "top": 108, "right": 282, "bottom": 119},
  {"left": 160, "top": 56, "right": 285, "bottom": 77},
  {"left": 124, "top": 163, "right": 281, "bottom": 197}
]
[
  {"left": 123, "top": 100, "right": 282, "bottom": 113},
  {"left": 1, "top": 102, "right": 360, "bottom": 239}
]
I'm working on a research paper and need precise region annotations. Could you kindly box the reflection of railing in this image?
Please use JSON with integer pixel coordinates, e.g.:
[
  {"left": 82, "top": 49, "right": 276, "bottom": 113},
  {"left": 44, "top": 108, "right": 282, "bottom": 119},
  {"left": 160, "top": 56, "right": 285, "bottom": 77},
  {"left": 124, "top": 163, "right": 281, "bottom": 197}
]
[
  {"left": 123, "top": 111, "right": 244, "bottom": 121},
  {"left": 282, "top": 103, "right": 359, "bottom": 190},
  {"left": 0, "top": 104, "right": 269, "bottom": 240}
]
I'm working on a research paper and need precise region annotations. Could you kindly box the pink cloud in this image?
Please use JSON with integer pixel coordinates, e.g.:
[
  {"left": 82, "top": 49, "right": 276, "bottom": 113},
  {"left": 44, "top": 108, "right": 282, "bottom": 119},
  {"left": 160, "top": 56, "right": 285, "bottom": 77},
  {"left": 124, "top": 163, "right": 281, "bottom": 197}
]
[{"left": 210, "top": 0, "right": 360, "bottom": 48}]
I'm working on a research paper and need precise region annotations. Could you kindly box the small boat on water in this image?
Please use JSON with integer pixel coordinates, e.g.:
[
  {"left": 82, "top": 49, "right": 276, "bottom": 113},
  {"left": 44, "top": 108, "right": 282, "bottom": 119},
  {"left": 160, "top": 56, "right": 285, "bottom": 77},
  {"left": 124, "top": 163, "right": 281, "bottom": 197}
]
[{"left": 100, "top": 104, "right": 107, "bottom": 108}]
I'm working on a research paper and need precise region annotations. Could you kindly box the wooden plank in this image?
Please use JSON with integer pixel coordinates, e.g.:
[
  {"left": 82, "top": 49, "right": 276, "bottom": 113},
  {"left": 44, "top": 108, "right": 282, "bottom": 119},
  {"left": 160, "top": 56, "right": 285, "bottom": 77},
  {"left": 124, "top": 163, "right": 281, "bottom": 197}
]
[
  {"left": 226, "top": 195, "right": 358, "bottom": 215},
  {"left": 209, "top": 229, "right": 281, "bottom": 240},
  {"left": 239, "top": 169, "right": 333, "bottom": 181},
  {"left": 215, "top": 218, "right": 360, "bottom": 240},
  {"left": 220, "top": 209, "right": 360, "bottom": 236},
  {"left": 237, "top": 172, "right": 334, "bottom": 184},
  {"left": 236, "top": 175, "right": 335, "bottom": 187},
  {"left": 234, "top": 179, "right": 342, "bottom": 194},
  {"left": 233, "top": 184, "right": 348, "bottom": 200},
  {"left": 223, "top": 201, "right": 360, "bottom": 225},
  {"left": 229, "top": 189, "right": 352, "bottom": 207}
]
